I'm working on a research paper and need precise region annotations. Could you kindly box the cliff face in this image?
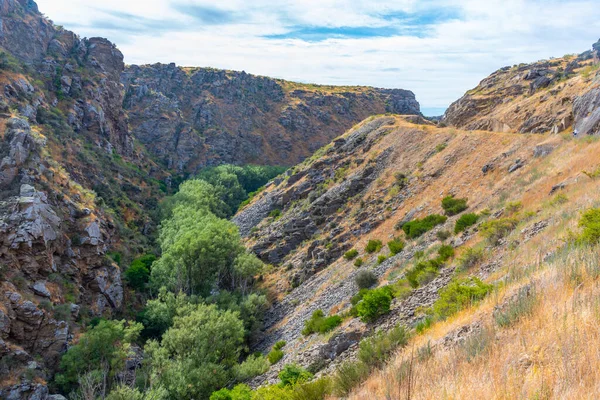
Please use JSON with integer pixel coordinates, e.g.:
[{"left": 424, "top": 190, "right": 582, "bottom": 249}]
[
  {"left": 443, "top": 40, "right": 600, "bottom": 135},
  {"left": 122, "top": 63, "right": 420, "bottom": 172}
]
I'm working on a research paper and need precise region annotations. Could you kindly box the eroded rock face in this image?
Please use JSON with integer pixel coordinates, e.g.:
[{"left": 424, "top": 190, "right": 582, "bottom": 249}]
[
  {"left": 0, "top": 115, "right": 123, "bottom": 392},
  {"left": 122, "top": 64, "right": 420, "bottom": 172},
  {"left": 443, "top": 40, "right": 600, "bottom": 135}
]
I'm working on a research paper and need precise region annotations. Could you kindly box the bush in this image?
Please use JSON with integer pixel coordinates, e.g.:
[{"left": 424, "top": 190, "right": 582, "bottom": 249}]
[
  {"left": 437, "top": 245, "right": 455, "bottom": 261},
  {"left": 55, "top": 320, "right": 143, "bottom": 393},
  {"left": 387, "top": 238, "right": 405, "bottom": 255},
  {"left": 269, "top": 209, "right": 282, "bottom": 219},
  {"left": 267, "top": 349, "right": 284, "bottom": 365},
  {"left": 458, "top": 247, "right": 485, "bottom": 270},
  {"left": 302, "top": 310, "right": 343, "bottom": 336},
  {"left": 455, "top": 213, "right": 479, "bottom": 233},
  {"left": 353, "top": 258, "right": 364, "bottom": 267},
  {"left": 355, "top": 270, "right": 378, "bottom": 289},
  {"left": 333, "top": 361, "right": 369, "bottom": 396},
  {"left": 442, "top": 195, "right": 468, "bottom": 216},
  {"left": 125, "top": 257, "right": 154, "bottom": 290},
  {"left": 253, "top": 385, "right": 293, "bottom": 400},
  {"left": 579, "top": 208, "right": 600, "bottom": 244},
  {"left": 274, "top": 340, "right": 287, "bottom": 350},
  {"left": 403, "top": 215, "right": 448, "bottom": 239},
  {"left": 436, "top": 230, "right": 451, "bottom": 241},
  {"left": 279, "top": 364, "right": 313, "bottom": 387},
  {"left": 357, "top": 325, "right": 408, "bottom": 367},
  {"left": 505, "top": 201, "right": 523, "bottom": 215},
  {"left": 432, "top": 277, "right": 493, "bottom": 320},
  {"left": 377, "top": 255, "right": 387, "bottom": 264},
  {"left": 480, "top": 218, "right": 519, "bottom": 245},
  {"left": 210, "top": 384, "right": 253, "bottom": 400},
  {"left": 232, "top": 354, "right": 270, "bottom": 382},
  {"left": 405, "top": 258, "right": 443, "bottom": 288},
  {"left": 365, "top": 239, "right": 383, "bottom": 253},
  {"left": 292, "top": 377, "right": 332, "bottom": 400},
  {"left": 344, "top": 249, "right": 359, "bottom": 260},
  {"left": 494, "top": 286, "right": 538, "bottom": 328},
  {"left": 356, "top": 287, "right": 393, "bottom": 322}
]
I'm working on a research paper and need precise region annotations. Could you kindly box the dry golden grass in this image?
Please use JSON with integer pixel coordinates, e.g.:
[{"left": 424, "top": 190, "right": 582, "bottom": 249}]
[{"left": 352, "top": 245, "right": 600, "bottom": 400}]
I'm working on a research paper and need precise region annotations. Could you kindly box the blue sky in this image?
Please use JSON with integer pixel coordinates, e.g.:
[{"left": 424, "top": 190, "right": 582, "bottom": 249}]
[{"left": 37, "top": 0, "right": 600, "bottom": 115}]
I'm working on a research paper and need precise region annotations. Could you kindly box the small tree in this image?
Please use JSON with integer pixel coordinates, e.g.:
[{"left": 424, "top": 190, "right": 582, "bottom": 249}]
[
  {"left": 356, "top": 287, "right": 393, "bottom": 322},
  {"left": 355, "top": 271, "right": 378, "bottom": 289}
]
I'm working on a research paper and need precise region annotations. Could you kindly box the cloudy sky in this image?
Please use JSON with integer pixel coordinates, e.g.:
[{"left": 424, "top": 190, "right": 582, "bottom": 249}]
[{"left": 36, "top": 0, "right": 600, "bottom": 115}]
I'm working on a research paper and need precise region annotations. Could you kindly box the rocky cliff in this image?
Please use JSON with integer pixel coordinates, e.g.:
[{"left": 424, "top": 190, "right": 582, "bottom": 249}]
[
  {"left": 443, "top": 39, "right": 600, "bottom": 135},
  {"left": 122, "top": 64, "right": 420, "bottom": 172}
]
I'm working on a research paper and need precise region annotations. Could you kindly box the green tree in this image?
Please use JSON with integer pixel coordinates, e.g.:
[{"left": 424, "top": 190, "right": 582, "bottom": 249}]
[
  {"left": 161, "top": 179, "right": 228, "bottom": 219},
  {"left": 151, "top": 207, "right": 245, "bottom": 296},
  {"left": 55, "top": 320, "right": 143, "bottom": 393},
  {"left": 139, "top": 288, "right": 195, "bottom": 339},
  {"left": 356, "top": 287, "right": 393, "bottom": 323},
  {"left": 146, "top": 304, "right": 246, "bottom": 399}
]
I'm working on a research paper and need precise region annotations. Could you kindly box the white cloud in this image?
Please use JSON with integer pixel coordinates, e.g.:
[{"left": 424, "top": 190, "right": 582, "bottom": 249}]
[{"left": 35, "top": 0, "right": 600, "bottom": 111}]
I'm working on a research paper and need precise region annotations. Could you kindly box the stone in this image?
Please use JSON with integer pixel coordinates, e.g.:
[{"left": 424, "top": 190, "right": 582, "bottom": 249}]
[{"left": 32, "top": 281, "right": 51, "bottom": 297}]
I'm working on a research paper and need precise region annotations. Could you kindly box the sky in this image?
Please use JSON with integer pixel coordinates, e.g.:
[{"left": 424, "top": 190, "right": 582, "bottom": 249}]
[{"left": 36, "top": 0, "right": 600, "bottom": 116}]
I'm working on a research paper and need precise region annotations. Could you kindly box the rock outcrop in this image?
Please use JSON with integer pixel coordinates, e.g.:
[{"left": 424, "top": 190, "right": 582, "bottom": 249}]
[
  {"left": 122, "top": 64, "right": 420, "bottom": 172},
  {"left": 443, "top": 40, "right": 600, "bottom": 135}
]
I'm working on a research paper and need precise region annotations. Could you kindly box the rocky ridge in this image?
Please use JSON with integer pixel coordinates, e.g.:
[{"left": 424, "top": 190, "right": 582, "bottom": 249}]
[
  {"left": 444, "top": 40, "right": 600, "bottom": 135},
  {"left": 121, "top": 64, "right": 420, "bottom": 172}
]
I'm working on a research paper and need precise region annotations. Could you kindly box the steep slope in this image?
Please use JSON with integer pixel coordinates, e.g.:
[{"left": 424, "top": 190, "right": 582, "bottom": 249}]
[
  {"left": 232, "top": 47, "right": 600, "bottom": 393},
  {"left": 121, "top": 64, "right": 420, "bottom": 172},
  {"left": 444, "top": 40, "right": 600, "bottom": 135}
]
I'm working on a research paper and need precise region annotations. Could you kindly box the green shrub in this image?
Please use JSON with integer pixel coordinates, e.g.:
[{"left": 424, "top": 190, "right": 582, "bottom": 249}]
[
  {"left": 344, "top": 249, "right": 359, "bottom": 260},
  {"left": 232, "top": 354, "right": 270, "bottom": 382},
  {"left": 387, "top": 238, "right": 405, "bottom": 255},
  {"left": 267, "top": 349, "right": 284, "bottom": 365},
  {"left": 415, "top": 316, "right": 433, "bottom": 334},
  {"left": 437, "top": 245, "right": 455, "bottom": 261},
  {"left": 458, "top": 247, "right": 485, "bottom": 270},
  {"left": 480, "top": 218, "right": 519, "bottom": 245},
  {"left": 403, "top": 215, "right": 448, "bottom": 239},
  {"left": 432, "top": 277, "right": 493, "bottom": 320},
  {"left": 125, "top": 256, "right": 154, "bottom": 290},
  {"left": 274, "top": 340, "right": 287, "bottom": 351},
  {"left": 350, "top": 289, "right": 370, "bottom": 306},
  {"left": 291, "top": 377, "right": 332, "bottom": 400},
  {"left": 353, "top": 258, "right": 364, "bottom": 267},
  {"left": 55, "top": 320, "right": 143, "bottom": 393},
  {"left": 279, "top": 364, "right": 313, "bottom": 387},
  {"left": 210, "top": 384, "right": 253, "bottom": 400},
  {"left": 302, "top": 310, "right": 343, "bottom": 336},
  {"left": 355, "top": 270, "right": 378, "bottom": 289},
  {"left": 505, "top": 201, "right": 523, "bottom": 215},
  {"left": 455, "top": 213, "right": 479, "bottom": 233},
  {"left": 405, "top": 258, "right": 443, "bottom": 288},
  {"left": 494, "top": 286, "right": 538, "bottom": 327},
  {"left": 269, "top": 209, "right": 282, "bottom": 219},
  {"left": 579, "top": 208, "right": 600, "bottom": 244},
  {"left": 253, "top": 385, "right": 294, "bottom": 400},
  {"left": 436, "top": 230, "right": 451, "bottom": 241},
  {"left": 357, "top": 325, "right": 408, "bottom": 367},
  {"left": 442, "top": 195, "right": 468, "bottom": 216},
  {"left": 333, "top": 361, "right": 369, "bottom": 396},
  {"left": 365, "top": 239, "right": 383, "bottom": 253},
  {"left": 356, "top": 287, "right": 393, "bottom": 322},
  {"left": 404, "top": 246, "right": 453, "bottom": 288},
  {"left": 549, "top": 193, "right": 569, "bottom": 207},
  {"left": 377, "top": 255, "right": 387, "bottom": 264}
]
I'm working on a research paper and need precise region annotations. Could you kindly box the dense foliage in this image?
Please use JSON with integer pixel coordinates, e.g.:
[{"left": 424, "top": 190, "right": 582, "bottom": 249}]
[
  {"left": 302, "top": 309, "right": 343, "bottom": 336},
  {"left": 402, "top": 214, "right": 448, "bottom": 239},
  {"left": 441, "top": 195, "right": 469, "bottom": 216}
]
